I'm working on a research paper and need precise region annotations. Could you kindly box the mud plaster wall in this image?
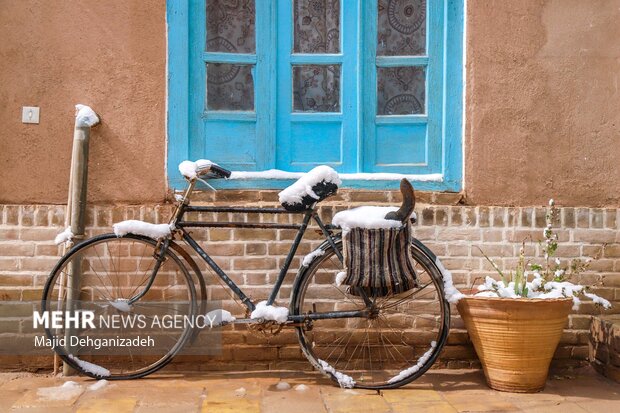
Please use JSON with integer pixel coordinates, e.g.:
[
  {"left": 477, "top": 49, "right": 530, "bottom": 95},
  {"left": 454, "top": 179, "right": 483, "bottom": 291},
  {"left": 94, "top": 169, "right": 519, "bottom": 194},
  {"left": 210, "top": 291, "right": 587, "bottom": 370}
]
[
  {"left": 1, "top": 1, "right": 619, "bottom": 206},
  {"left": 0, "top": 1, "right": 167, "bottom": 204},
  {"left": 464, "top": 0, "right": 620, "bottom": 207}
]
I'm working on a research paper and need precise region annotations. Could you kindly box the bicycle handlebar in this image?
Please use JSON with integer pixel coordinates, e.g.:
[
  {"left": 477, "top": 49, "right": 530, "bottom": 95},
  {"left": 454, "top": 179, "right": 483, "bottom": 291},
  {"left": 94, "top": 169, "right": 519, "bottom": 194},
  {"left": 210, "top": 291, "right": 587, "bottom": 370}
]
[{"left": 196, "top": 163, "right": 232, "bottom": 179}]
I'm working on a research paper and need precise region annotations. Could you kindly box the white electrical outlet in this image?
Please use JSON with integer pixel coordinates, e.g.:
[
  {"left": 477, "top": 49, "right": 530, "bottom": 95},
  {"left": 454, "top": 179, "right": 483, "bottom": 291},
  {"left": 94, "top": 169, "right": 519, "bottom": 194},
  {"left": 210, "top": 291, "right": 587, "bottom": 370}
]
[{"left": 22, "top": 106, "right": 40, "bottom": 124}]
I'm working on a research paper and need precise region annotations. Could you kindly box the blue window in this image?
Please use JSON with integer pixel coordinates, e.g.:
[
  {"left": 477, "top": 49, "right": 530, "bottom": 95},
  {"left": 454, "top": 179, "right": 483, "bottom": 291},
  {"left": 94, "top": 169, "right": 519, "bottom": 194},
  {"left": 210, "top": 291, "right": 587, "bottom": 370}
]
[{"left": 168, "top": 0, "right": 463, "bottom": 191}]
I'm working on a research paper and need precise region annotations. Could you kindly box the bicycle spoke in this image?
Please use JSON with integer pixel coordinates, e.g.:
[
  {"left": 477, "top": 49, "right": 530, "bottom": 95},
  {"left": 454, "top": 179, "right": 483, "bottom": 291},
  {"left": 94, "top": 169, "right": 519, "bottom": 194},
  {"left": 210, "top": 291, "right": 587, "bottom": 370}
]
[
  {"left": 293, "top": 240, "right": 449, "bottom": 388},
  {"left": 43, "top": 235, "right": 196, "bottom": 380}
]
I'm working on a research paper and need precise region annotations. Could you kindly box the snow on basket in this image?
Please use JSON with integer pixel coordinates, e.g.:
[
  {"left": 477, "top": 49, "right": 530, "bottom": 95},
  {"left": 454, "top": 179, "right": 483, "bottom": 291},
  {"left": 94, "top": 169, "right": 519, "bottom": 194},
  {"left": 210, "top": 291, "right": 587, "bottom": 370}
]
[
  {"left": 332, "top": 206, "right": 402, "bottom": 234},
  {"left": 278, "top": 165, "right": 341, "bottom": 212},
  {"left": 333, "top": 206, "right": 418, "bottom": 297}
]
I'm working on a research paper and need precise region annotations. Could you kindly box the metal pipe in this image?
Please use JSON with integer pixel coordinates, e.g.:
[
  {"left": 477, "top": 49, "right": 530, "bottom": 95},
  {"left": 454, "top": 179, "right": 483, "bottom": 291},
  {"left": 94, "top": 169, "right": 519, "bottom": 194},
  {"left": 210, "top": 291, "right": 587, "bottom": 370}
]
[
  {"left": 287, "top": 310, "right": 368, "bottom": 322},
  {"left": 178, "top": 221, "right": 302, "bottom": 229},
  {"left": 182, "top": 230, "right": 256, "bottom": 312},
  {"left": 184, "top": 206, "right": 303, "bottom": 214},
  {"left": 128, "top": 240, "right": 169, "bottom": 305},
  {"left": 267, "top": 211, "right": 313, "bottom": 305},
  {"left": 313, "top": 214, "right": 343, "bottom": 262},
  {"left": 62, "top": 105, "right": 99, "bottom": 376}
]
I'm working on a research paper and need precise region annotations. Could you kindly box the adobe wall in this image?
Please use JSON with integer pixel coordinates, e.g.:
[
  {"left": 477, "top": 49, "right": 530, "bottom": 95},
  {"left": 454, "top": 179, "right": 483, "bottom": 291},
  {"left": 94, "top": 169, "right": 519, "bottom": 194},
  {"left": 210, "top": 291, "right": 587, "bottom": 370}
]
[
  {"left": 464, "top": 0, "right": 620, "bottom": 206},
  {"left": 1, "top": 1, "right": 619, "bottom": 206},
  {"left": 0, "top": 1, "right": 167, "bottom": 204}
]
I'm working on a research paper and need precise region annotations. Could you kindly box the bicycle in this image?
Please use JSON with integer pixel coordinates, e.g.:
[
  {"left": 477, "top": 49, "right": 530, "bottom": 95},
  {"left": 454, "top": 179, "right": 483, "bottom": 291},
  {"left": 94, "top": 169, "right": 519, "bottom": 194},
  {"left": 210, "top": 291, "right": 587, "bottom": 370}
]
[{"left": 42, "top": 160, "right": 450, "bottom": 389}]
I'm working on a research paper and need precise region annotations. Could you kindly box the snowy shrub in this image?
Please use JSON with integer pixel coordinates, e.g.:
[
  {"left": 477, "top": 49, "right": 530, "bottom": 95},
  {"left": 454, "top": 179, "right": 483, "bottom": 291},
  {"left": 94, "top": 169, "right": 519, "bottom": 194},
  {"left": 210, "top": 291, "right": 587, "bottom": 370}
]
[{"left": 475, "top": 200, "right": 611, "bottom": 310}]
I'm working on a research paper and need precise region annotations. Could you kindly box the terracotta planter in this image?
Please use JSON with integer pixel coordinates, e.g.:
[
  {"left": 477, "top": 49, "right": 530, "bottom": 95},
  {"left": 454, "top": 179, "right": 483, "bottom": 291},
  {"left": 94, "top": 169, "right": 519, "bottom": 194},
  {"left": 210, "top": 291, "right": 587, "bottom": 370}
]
[{"left": 457, "top": 296, "right": 572, "bottom": 392}]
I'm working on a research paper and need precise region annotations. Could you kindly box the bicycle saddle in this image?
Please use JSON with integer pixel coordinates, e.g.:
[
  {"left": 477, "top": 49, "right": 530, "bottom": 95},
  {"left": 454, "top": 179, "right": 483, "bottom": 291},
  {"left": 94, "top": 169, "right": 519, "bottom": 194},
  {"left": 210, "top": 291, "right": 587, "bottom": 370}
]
[{"left": 278, "top": 165, "right": 341, "bottom": 212}]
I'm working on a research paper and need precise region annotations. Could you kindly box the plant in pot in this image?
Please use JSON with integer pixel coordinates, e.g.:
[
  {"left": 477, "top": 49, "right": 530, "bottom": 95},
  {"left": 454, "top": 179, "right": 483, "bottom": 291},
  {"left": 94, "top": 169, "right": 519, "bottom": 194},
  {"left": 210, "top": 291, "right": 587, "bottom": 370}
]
[{"left": 456, "top": 200, "right": 612, "bottom": 393}]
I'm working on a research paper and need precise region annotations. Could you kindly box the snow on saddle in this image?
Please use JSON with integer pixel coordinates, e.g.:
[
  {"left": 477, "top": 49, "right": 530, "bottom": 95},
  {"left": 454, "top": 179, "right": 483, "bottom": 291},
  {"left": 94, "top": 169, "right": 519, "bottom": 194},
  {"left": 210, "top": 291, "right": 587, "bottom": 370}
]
[
  {"left": 278, "top": 165, "right": 341, "bottom": 212},
  {"left": 333, "top": 179, "right": 419, "bottom": 297}
]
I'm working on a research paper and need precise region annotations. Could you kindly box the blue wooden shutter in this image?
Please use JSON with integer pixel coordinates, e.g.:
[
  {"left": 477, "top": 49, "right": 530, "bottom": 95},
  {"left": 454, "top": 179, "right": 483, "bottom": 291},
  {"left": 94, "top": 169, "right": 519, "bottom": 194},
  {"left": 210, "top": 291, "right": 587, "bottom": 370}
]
[
  {"left": 275, "top": 0, "right": 359, "bottom": 173},
  {"left": 168, "top": 0, "right": 463, "bottom": 191},
  {"left": 188, "top": 0, "right": 274, "bottom": 171},
  {"left": 361, "top": 0, "right": 444, "bottom": 175}
]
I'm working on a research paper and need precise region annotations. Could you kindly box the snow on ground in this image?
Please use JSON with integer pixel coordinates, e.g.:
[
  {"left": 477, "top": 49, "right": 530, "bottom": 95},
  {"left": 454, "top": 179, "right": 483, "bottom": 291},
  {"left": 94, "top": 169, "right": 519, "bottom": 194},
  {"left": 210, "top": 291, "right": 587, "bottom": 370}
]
[
  {"left": 250, "top": 301, "right": 289, "bottom": 323},
  {"left": 332, "top": 206, "right": 402, "bottom": 233},
  {"left": 178, "top": 159, "right": 214, "bottom": 180},
  {"left": 278, "top": 165, "right": 341, "bottom": 206},
  {"left": 54, "top": 227, "right": 74, "bottom": 245},
  {"left": 88, "top": 380, "right": 109, "bottom": 391},
  {"left": 302, "top": 249, "right": 325, "bottom": 267},
  {"left": 275, "top": 381, "right": 291, "bottom": 391},
  {"left": 37, "top": 381, "right": 83, "bottom": 401},
  {"left": 75, "top": 104, "right": 100, "bottom": 127},
  {"left": 68, "top": 355, "right": 110, "bottom": 378},
  {"left": 113, "top": 220, "right": 172, "bottom": 240},
  {"left": 388, "top": 341, "right": 437, "bottom": 384},
  {"left": 318, "top": 359, "right": 355, "bottom": 389}
]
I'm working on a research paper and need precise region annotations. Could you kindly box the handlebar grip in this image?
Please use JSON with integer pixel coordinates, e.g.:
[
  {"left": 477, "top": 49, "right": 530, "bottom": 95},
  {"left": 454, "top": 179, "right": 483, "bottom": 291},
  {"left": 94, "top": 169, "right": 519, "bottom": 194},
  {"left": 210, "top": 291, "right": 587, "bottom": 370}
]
[{"left": 208, "top": 164, "right": 231, "bottom": 178}]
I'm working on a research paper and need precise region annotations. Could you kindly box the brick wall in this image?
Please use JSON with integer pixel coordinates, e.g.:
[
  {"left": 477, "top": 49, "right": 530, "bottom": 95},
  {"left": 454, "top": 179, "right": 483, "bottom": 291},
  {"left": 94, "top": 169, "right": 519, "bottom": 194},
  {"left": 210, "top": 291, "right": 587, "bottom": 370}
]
[{"left": 1, "top": 190, "right": 618, "bottom": 372}]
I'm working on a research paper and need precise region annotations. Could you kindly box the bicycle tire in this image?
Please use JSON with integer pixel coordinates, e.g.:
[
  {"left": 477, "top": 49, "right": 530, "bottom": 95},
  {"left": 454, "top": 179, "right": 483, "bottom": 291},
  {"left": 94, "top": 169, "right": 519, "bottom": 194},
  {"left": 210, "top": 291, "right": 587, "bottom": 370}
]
[
  {"left": 41, "top": 233, "right": 197, "bottom": 379},
  {"left": 290, "top": 238, "right": 450, "bottom": 389}
]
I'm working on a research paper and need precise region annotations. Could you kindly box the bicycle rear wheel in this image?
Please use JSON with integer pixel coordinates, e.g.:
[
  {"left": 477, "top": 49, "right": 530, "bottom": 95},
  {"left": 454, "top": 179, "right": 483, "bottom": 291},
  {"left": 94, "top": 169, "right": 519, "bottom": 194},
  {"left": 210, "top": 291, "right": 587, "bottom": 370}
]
[
  {"left": 291, "top": 239, "right": 450, "bottom": 389},
  {"left": 42, "top": 234, "right": 197, "bottom": 379}
]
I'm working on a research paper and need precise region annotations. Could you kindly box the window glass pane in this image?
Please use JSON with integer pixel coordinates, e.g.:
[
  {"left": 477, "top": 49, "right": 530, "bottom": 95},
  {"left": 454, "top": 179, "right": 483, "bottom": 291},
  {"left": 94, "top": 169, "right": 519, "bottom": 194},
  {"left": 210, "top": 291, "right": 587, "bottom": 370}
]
[
  {"left": 293, "top": 65, "right": 341, "bottom": 112},
  {"left": 206, "top": 64, "right": 254, "bottom": 111},
  {"left": 293, "top": 0, "right": 340, "bottom": 53},
  {"left": 206, "top": 0, "right": 256, "bottom": 53},
  {"left": 377, "top": 66, "right": 425, "bottom": 115},
  {"left": 377, "top": 0, "right": 426, "bottom": 56}
]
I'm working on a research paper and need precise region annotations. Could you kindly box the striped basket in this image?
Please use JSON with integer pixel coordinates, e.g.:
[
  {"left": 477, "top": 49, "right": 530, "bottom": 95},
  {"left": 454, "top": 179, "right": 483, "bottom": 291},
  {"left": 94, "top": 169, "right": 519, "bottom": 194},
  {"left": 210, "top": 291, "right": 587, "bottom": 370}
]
[{"left": 342, "top": 224, "right": 418, "bottom": 297}]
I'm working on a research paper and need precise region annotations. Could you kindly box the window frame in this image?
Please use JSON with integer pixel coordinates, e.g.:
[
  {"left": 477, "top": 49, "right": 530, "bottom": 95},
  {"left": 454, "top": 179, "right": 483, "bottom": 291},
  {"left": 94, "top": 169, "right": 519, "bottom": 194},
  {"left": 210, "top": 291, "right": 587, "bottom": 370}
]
[{"left": 167, "top": 0, "right": 464, "bottom": 192}]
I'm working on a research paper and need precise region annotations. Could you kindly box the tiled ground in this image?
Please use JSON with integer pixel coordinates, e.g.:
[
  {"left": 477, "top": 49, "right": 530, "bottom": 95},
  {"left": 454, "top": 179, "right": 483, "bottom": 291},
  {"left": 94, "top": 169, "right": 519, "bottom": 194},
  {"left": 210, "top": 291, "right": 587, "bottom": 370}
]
[{"left": 1, "top": 367, "right": 618, "bottom": 413}]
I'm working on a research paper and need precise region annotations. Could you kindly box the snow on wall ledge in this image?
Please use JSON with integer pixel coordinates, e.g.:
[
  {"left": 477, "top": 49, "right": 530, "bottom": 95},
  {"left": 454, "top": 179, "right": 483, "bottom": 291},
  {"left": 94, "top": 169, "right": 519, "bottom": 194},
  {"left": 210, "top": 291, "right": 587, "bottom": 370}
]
[{"left": 230, "top": 170, "right": 443, "bottom": 182}]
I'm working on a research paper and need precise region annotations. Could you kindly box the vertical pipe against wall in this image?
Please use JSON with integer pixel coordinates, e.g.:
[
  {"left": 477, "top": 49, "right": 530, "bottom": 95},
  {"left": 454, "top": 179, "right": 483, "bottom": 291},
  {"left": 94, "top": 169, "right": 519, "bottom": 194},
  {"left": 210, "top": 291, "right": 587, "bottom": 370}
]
[{"left": 61, "top": 105, "right": 99, "bottom": 376}]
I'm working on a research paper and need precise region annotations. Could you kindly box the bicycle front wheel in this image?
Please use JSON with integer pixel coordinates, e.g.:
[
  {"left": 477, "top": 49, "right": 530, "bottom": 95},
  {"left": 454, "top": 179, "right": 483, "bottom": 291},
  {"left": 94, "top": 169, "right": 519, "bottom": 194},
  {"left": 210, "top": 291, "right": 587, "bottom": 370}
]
[
  {"left": 42, "top": 234, "right": 197, "bottom": 379},
  {"left": 291, "top": 239, "right": 450, "bottom": 389}
]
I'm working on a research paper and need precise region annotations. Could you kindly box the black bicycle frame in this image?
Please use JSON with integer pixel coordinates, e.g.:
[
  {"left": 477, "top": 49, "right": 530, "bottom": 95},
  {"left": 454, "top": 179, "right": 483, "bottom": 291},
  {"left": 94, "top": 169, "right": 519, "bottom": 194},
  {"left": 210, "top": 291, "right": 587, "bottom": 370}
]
[{"left": 173, "top": 202, "right": 365, "bottom": 322}]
